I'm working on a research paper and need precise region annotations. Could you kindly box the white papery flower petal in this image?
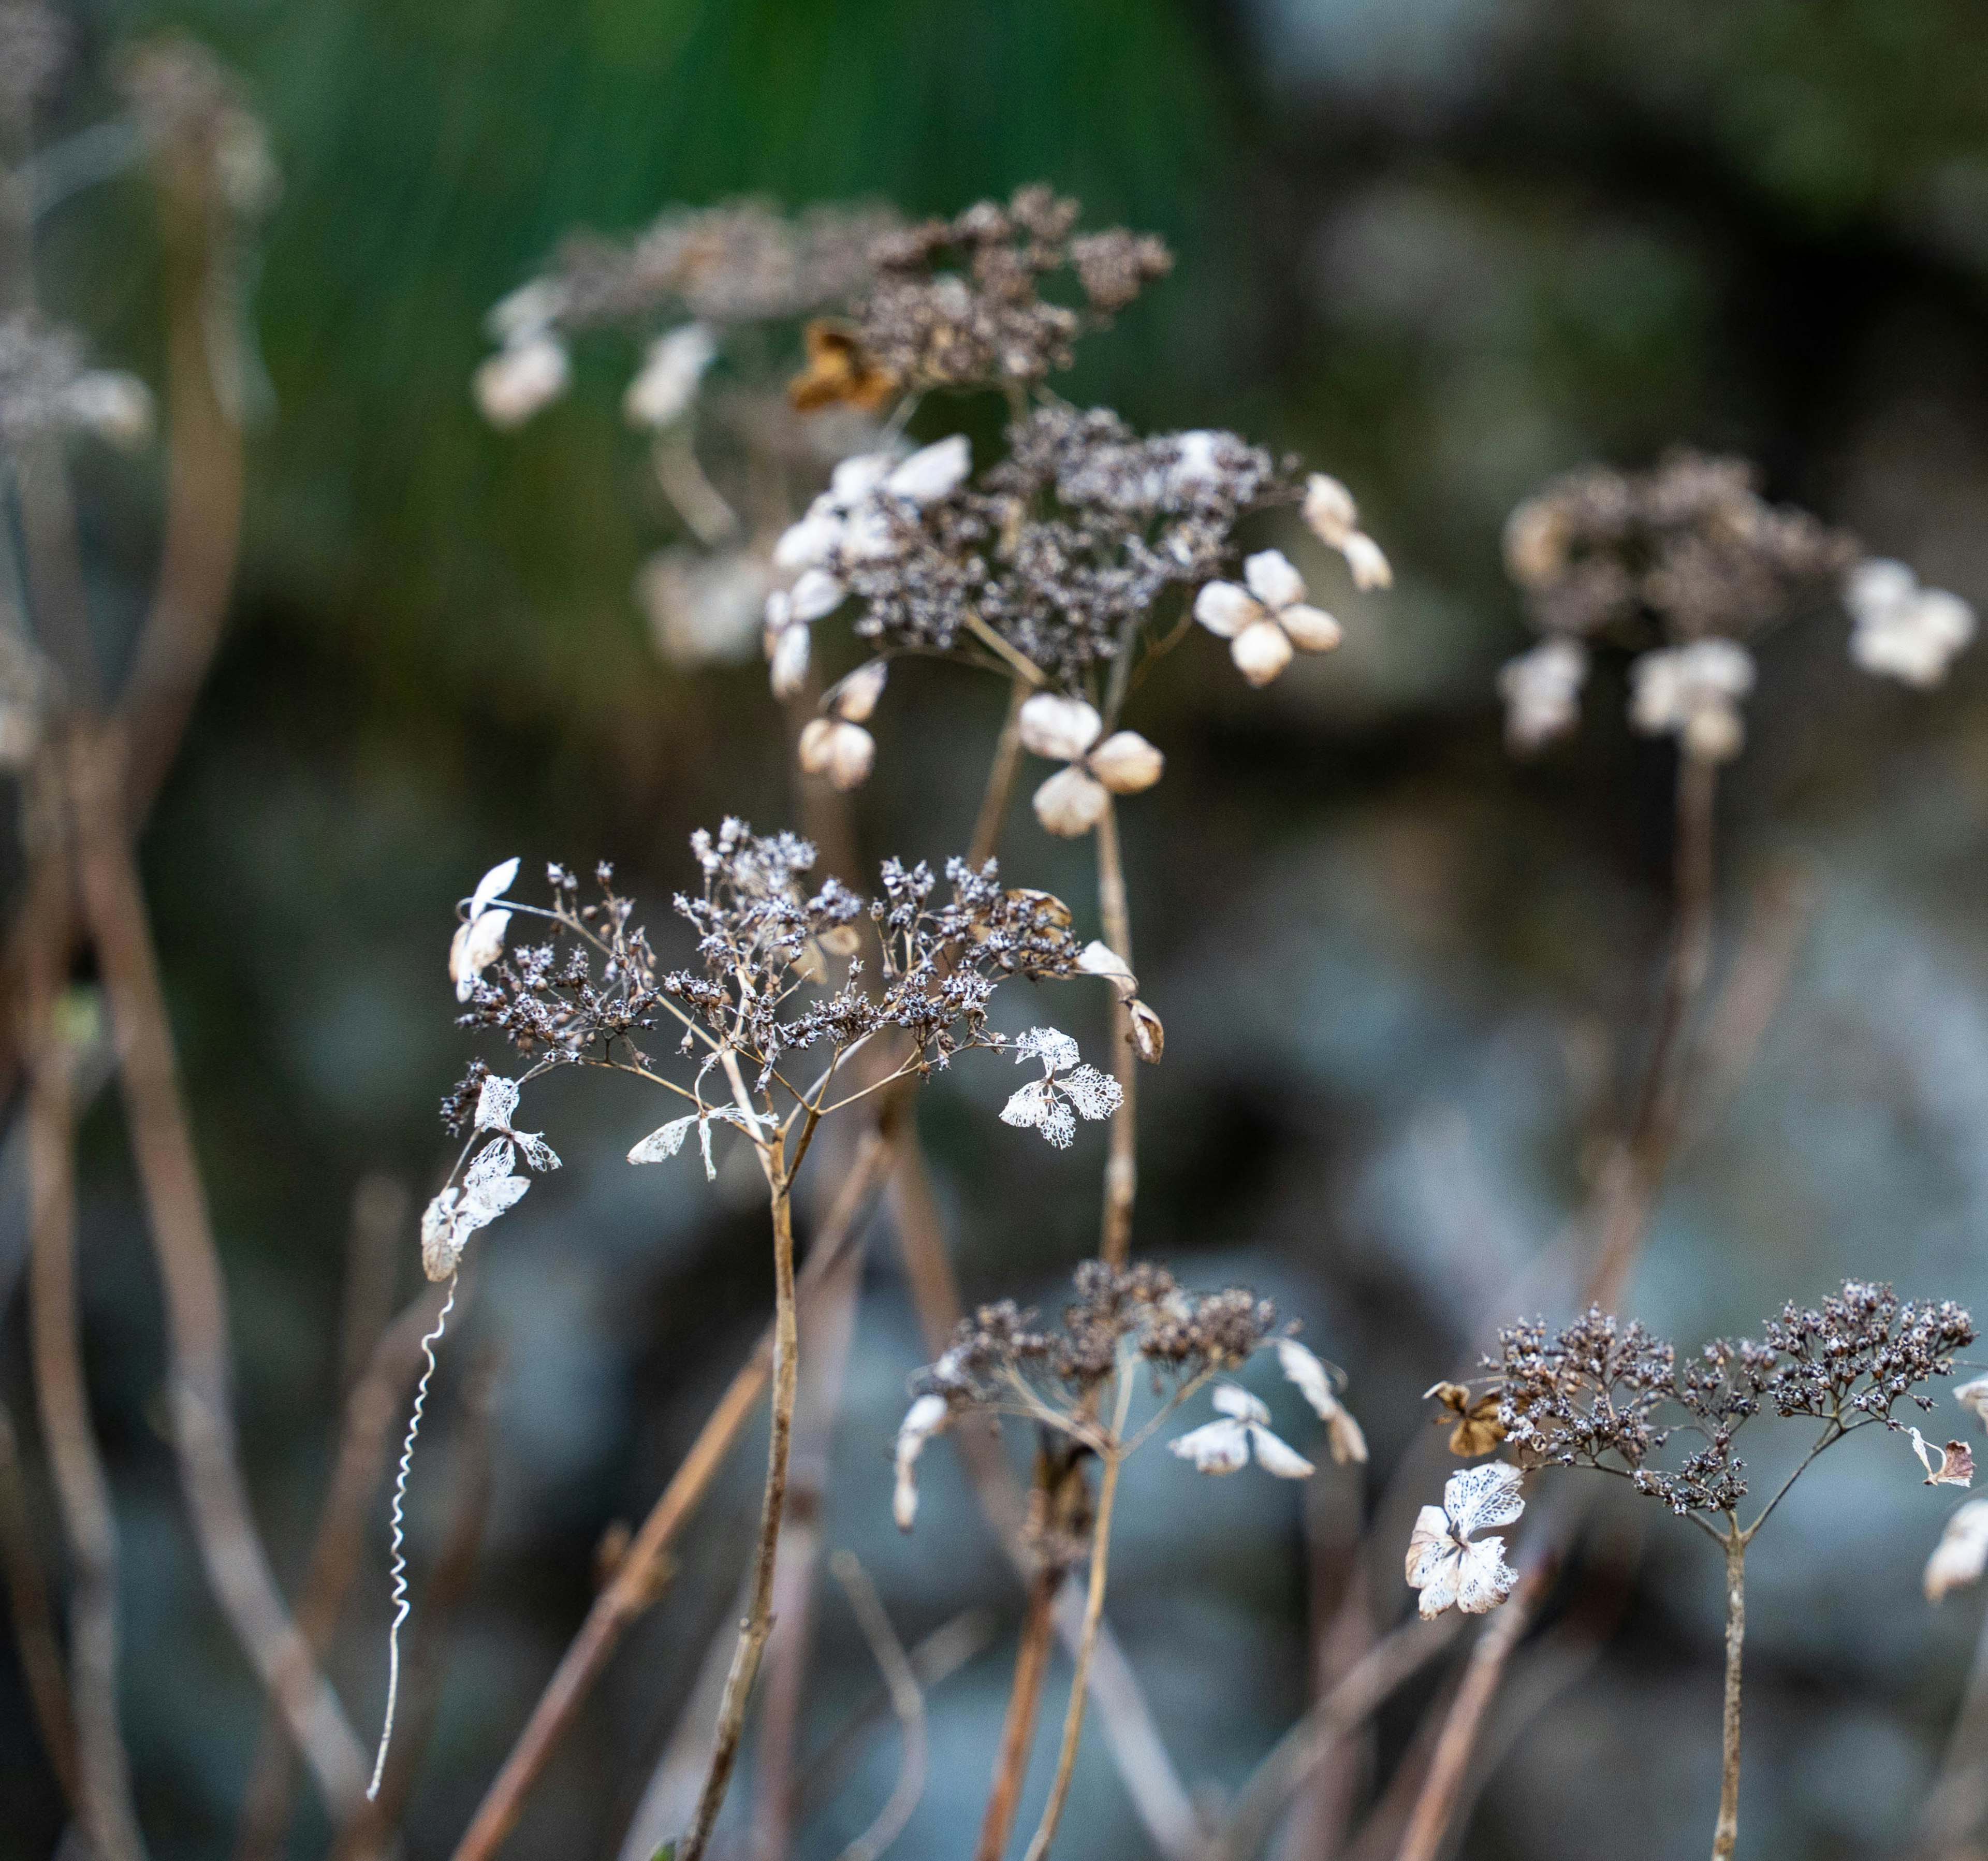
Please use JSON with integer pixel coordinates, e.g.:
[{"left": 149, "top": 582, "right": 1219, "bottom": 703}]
[
  {"left": 1058, "top": 1064, "right": 1123, "bottom": 1122},
  {"left": 1276, "top": 1340, "right": 1335, "bottom": 1415},
  {"left": 1957, "top": 1375, "right": 1988, "bottom": 1426},
  {"left": 1342, "top": 533, "right": 1393, "bottom": 591},
  {"left": 1193, "top": 580, "right": 1261, "bottom": 639},
  {"left": 469, "top": 859, "right": 521, "bottom": 921},
  {"left": 886, "top": 434, "right": 971, "bottom": 504},
  {"left": 832, "top": 660, "right": 889, "bottom": 723},
  {"left": 1248, "top": 1424, "right": 1316, "bottom": 1480},
  {"left": 623, "top": 323, "right": 717, "bottom": 429},
  {"left": 420, "top": 1190, "right": 463, "bottom": 1283},
  {"left": 1000, "top": 1078, "right": 1075, "bottom": 1148},
  {"left": 788, "top": 567, "right": 846, "bottom": 623},
  {"left": 68, "top": 371, "right": 155, "bottom": 450},
  {"left": 1212, "top": 1384, "right": 1271, "bottom": 1424},
  {"left": 474, "top": 335, "right": 570, "bottom": 429},
  {"left": 1276, "top": 604, "right": 1342, "bottom": 655},
  {"left": 1087, "top": 731, "right": 1164, "bottom": 794},
  {"left": 769, "top": 619, "right": 811, "bottom": 699},
  {"left": 1076, "top": 940, "right": 1138, "bottom": 1000},
  {"left": 1170, "top": 1417, "right": 1252, "bottom": 1474},
  {"left": 1230, "top": 619, "right": 1294, "bottom": 687},
  {"left": 1303, "top": 473, "right": 1358, "bottom": 548},
  {"left": 1927, "top": 1499, "right": 1988, "bottom": 1601},
  {"left": 773, "top": 507, "right": 844, "bottom": 573},
  {"left": 1018, "top": 692, "right": 1103, "bottom": 761},
  {"left": 1846, "top": 558, "right": 1918, "bottom": 621},
  {"left": 894, "top": 1392, "right": 951, "bottom": 1531},
  {"left": 1498, "top": 638, "right": 1587, "bottom": 749},
  {"left": 474, "top": 1074, "right": 520, "bottom": 1133},
  {"left": 1244, "top": 549, "right": 1307, "bottom": 613},
  {"left": 628, "top": 1114, "right": 697, "bottom": 1164},
  {"left": 1454, "top": 1535, "right": 1516, "bottom": 1613},
  {"left": 451, "top": 909, "right": 511, "bottom": 1002},
  {"left": 1032, "top": 765, "right": 1110, "bottom": 837},
  {"left": 1014, "top": 1027, "right": 1082, "bottom": 1072},
  {"left": 1443, "top": 1462, "right": 1525, "bottom": 1536}
]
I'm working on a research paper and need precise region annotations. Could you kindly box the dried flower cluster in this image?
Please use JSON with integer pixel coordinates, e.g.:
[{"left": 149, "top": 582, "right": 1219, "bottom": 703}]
[
  {"left": 0, "top": 313, "right": 154, "bottom": 451},
  {"left": 1496, "top": 450, "right": 1972, "bottom": 757},
  {"left": 1489, "top": 1282, "right": 1974, "bottom": 1519}
]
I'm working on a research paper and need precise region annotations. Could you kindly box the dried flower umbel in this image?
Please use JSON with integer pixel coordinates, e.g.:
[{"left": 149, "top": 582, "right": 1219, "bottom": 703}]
[
  {"left": 1496, "top": 450, "right": 1972, "bottom": 760},
  {"left": 1471, "top": 1283, "right": 1974, "bottom": 1860}
]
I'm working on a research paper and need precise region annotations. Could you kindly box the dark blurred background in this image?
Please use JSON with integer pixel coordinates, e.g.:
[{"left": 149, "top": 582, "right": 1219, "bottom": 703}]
[{"left": 7, "top": 1, "right": 1988, "bottom": 1857}]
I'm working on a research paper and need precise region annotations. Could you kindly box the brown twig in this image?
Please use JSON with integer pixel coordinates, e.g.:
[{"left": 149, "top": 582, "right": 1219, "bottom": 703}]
[
  {"left": 449, "top": 1128, "right": 893, "bottom": 1861},
  {"left": 231, "top": 1283, "right": 449, "bottom": 1861},
  {"left": 26, "top": 922, "right": 145, "bottom": 1861},
  {"left": 973, "top": 1565, "right": 1061, "bottom": 1861},
  {"left": 827, "top": 1551, "right": 928, "bottom": 1861},
  {"left": 1093, "top": 798, "right": 1136, "bottom": 1268},
  {"left": 67, "top": 727, "right": 370, "bottom": 1817},
  {"left": 0, "top": 1401, "right": 78, "bottom": 1808},
  {"left": 1710, "top": 1524, "right": 1745, "bottom": 1861}
]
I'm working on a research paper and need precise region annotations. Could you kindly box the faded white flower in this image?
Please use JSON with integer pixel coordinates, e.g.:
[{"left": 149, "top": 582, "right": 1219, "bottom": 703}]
[
  {"left": 1277, "top": 1338, "right": 1368, "bottom": 1465},
  {"left": 66, "top": 370, "right": 154, "bottom": 450},
  {"left": 1017, "top": 692, "right": 1163, "bottom": 837},
  {"left": 1194, "top": 550, "right": 1343, "bottom": 687},
  {"left": 1168, "top": 1384, "right": 1314, "bottom": 1479},
  {"left": 472, "top": 1075, "right": 561, "bottom": 1172},
  {"left": 1911, "top": 1428, "right": 1975, "bottom": 1488},
  {"left": 473, "top": 333, "right": 571, "bottom": 429},
  {"left": 419, "top": 1137, "right": 531, "bottom": 1282},
  {"left": 1845, "top": 559, "right": 1976, "bottom": 689},
  {"left": 1405, "top": 1462, "right": 1524, "bottom": 1619},
  {"left": 772, "top": 435, "right": 971, "bottom": 583},
  {"left": 1628, "top": 638, "right": 1754, "bottom": 762},
  {"left": 1956, "top": 1374, "right": 1988, "bottom": 1427},
  {"left": 999, "top": 1026, "right": 1123, "bottom": 1149},
  {"left": 637, "top": 547, "right": 773, "bottom": 668},
  {"left": 893, "top": 1392, "right": 951, "bottom": 1531},
  {"left": 1926, "top": 1498, "right": 1988, "bottom": 1602},
  {"left": 623, "top": 323, "right": 718, "bottom": 430},
  {"left": 1302, "top": 474, "right": 1392, "bottom": 591},
  {"left": 449, "top": 858, "right": 518, "bottom": 1002},
  {"left": 798, "top": 660, "right": 888, "bottom": 792},
  {"left": 627, "top": 1103, "right": 775, "bottom": 1182},
  {"left": 1497, "top": 637, "right": 1587, "bottom": 751}
]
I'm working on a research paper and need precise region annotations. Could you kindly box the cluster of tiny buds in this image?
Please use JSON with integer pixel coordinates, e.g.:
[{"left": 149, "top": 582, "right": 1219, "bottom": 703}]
[{"left": 1496, "top": 450, "right": 1976, "bottom": 760}]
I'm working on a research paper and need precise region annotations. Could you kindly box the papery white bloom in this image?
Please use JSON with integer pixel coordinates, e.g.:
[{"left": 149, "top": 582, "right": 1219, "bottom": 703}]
[
  {"left": 830, "top": 659, "right": 889, "bottom": 723},
  {"left": 1926, "top": 1498, "right": 1988, "bottom": 1602},
  {"left": 486, "top": 278, "right": 567, "bottom": 343},
  {"left": 1497, "top": 637, "right": 1587, "bottom": 751},
  {"left": 1076, "top": 939, "right": 1138, "bottom": 1001},
  {"left": 1168, "top": 1384, "right": 1315, "bottom": 1480},
  {"left": 999, "top": 1027, "right": 1123, "bottom": 1149},
  {"left": 1912, "top": 1428, "right": 1975, "bottom": 1488},
  {"left": 1845, "top": 558, "right": 1976, "bottom": 688},
  {"left": 771, "top": 438, "right": 969, "bottom": 578},
  {"left": 798, "top": 716, "right": 875, "bottom": 791},
  {"left": 893, "top": 1392, "right": 951, "bottom": 1531},
  {"left": 636, "top": 548, "right": 773, "bottom": 668},
  {"left": 1194, "top": 550, "right": 1343, "bottom": 687},
  {"left": 1016, "top": 691, "right": 1163, "bottom": 837},
  {"left": 627, "top": 1103, "right": 774, "bottom": 1181},
  {"left": 66, "top": 371, "right": 155, "bottom": 450},
  {"left": 1956, "top": 1374, "right": 1988, "bottom": 1426},
  {"left": 1302, "top": 475, "right": 1392, "bottom": 590},
  {"left": 1628, "top": 639, "right": 1754, "bottom": 763},
  {"left": 472, "top": 1074, "right": 561, "bottom": 1172},
  {"left": 1170, "top": 429, "right": 1223, "bottom": 490},
  {"left": 764, "top": 590, "right": 813, "bottom": 699},
  {"left": 448, "top": 858, "right": 519, "bottom": 1002},
  {"left": 884, "top": 433, "right": 971, "bottom": 504},
  {"left": 419, "top": 1137, "right": 531, "bottom": 1281},
  {"left": 1405, "top": 1462, "right": 1524, "bottom": 1618},
  {"left": 623, "top": 323, "right": 717, "bottom": 429},
  {"left": 474, "top": 333, "right": 570, "bottom": 429},
  {"left": 1277, "top": 1339, "right": 1368, "bottom": 1465}
]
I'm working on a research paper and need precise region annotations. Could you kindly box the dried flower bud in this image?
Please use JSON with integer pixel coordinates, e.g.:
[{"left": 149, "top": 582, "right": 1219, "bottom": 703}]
[{"left": 1127, "top": 998, "right": 1164, "bottom": 1065}]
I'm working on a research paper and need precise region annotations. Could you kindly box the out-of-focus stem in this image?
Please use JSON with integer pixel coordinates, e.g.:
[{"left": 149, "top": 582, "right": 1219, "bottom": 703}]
[
  {"left": 969, "top": 676, "right": 1030, "bottom": 869},
  {"left": 1094, "top": 798, "right": 1135, "bottom": 1267},
  {"left": 26, "top": 920, "right": 146, "bottom": 1861},
  {"left": 1711, "top": 1528, "right": 1745, "bottom": 1861},
  {"left": 827, "top": 1552, "right": 928, "bottom": 1861},
  {"left": 67, "top": 728, "right": 369, "bottom": 1818},
  {"left": 974, "top": 1568, "right": 1059, "bottom": 1861},
  {"left": 0, "top": 1404, "right": 79, "bottom": 1810}
]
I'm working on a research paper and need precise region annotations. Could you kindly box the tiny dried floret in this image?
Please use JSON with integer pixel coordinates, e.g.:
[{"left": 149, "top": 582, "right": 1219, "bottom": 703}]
[
  {"left": 1194, "top": 549, "right": 1342, "bottom": 687},
  {"left": 1628, "top": 639, "right": 1755, "bottom": 763},
  {"left": 1844, "top": 558, "right": 1976, "bottom": 689}
]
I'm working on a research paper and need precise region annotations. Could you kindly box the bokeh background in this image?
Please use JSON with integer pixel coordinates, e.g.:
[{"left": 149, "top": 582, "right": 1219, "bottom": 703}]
[{"left": 7, "top": 1, "right": 1988, "bottom": 1857}]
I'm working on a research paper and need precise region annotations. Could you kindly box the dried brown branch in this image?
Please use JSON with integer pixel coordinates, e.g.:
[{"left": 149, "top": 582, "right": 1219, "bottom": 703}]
[
  {"left": 449, "top": 1127, "right": 893, "bottom": 1861},
  {"left": 26, "top": 923, "right": 145, "bottom": 1861},
  {"left": 1710, "top": 1527, "right": 1745, "bottom": 1861},
  {"left": 1093, "top": 797, "right": 1136, "bottom": 1269},
  {"left": 67, "top": 728, "right": 370, "bottom": 1818},
  {"left": 232, "top": 1282, "right": 448, "bottom": 1861},
  {"left": 0, "top": 1403, "right": 78, "bottom": 1812},
  {"left": 827, "top": 1551, "right": 927, "bottom": 1861},
  {"left": 973, "top": 1565, "right": 1061, "bottom": 1861}
]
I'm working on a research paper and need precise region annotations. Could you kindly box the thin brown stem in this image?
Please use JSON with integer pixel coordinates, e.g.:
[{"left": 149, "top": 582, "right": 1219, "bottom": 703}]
[
  {"left": 26, "top": 925, "right": 145, "bottom": 1861},
  {"left": 1712, "top": 1525, "right": 1745, "bottom": 1861},
  {"left": 676, "top": 1171, "right": 802, "bottom": 1861},
  {"left": 827, "top": 1551, "right": 928, "bottom": 1861},
  {"left": 0, "top": 1403, "right": 78, "bottom": 1810},
  {"left": 67, "top": 727, "right": 368, "bottom": 1817},
  {"left": 975, "top": 1567, "right": 1060, "bottom": 1861},
  {"left": 232, "top": 1285, "right": 448, "bottom": 1861},
  {"left": 969, "top": 676, "right": 1031, "bottom": 869},
  {"left": 449, "top": 1128, "right": 891, "bottom": 1861},
  {"left": 1094, "top": 798, "right": 1135, "bottom": 1268}
]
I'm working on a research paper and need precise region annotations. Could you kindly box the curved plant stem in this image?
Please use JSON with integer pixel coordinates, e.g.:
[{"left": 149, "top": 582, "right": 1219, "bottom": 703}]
[
  {"left": 1712, "top": 1526, "right": 1745, "bottom": 1860},
  {"left": 827, "top": 1551, "right": 928, "bottom": 1861},
  {"left": 0, "top": 1404, "right": 78, "bottom": 1809},
  {"left": 676, "top": 1168, "right": 801, "bottom": 1861},
  {"left": 1094, "top": 798, "right": 1136, "bottom": 1268},
  {"left": 973, "top": 1566, "right": 1060, "bottom": 1861},
  {"left": 969, "top": 676, "right": 1031, "bottom": 868}
]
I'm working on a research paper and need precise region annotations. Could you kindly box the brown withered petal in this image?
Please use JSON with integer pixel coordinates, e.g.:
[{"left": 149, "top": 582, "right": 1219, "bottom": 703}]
[
  {"left": 788, "top": 319, "right": 899, "bottom": 414},
  {"left": 1426, "top": 1380, "right": 1507, "bottom": 1458},
  {"left": 1127, "top": 998, "right": 1164, "bottom": 1065}
]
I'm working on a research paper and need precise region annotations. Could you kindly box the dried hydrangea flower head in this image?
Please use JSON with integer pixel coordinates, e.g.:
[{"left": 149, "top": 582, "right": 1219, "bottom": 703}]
[
  {"left": 1194, "top": 549, "right": 1343, "bottom": 687},
  {"left": 1405, "top": 1463, "right": 1524, "bottom": 1618},
  {"left": 0, "top": 314, "right": 155, "bottom": 450},
  {"left": 1498, "top": 449, "right": 1974, "bottom": 754}
]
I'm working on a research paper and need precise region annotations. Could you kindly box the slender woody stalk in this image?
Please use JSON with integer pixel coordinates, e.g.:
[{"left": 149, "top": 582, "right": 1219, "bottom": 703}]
[
  {"left": 1094, "top": 798, "right": 1135, "bottom": 1268},
  {"left": 1713, "top": 1526, "right": 1745, "bottom": 1861}
]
